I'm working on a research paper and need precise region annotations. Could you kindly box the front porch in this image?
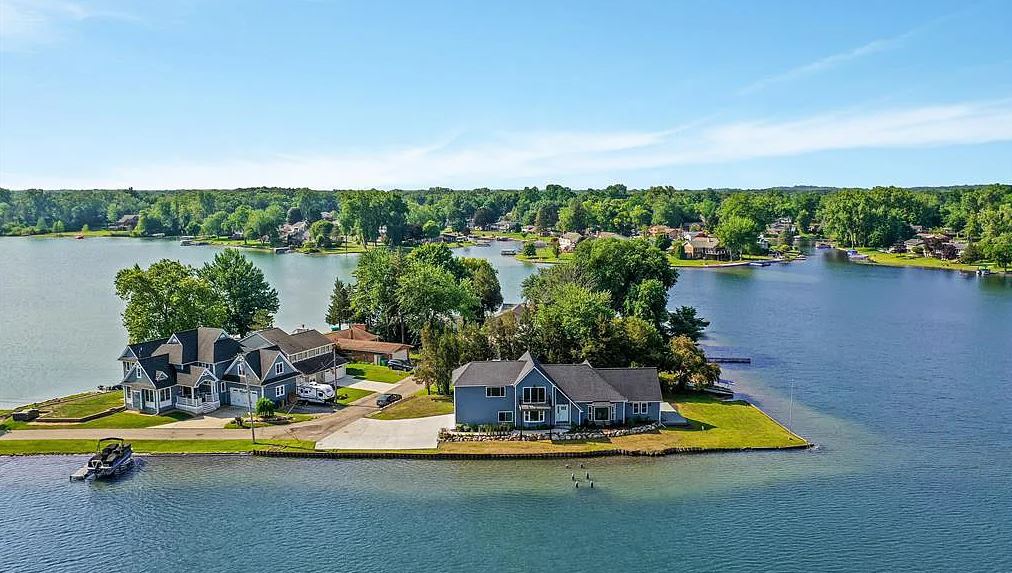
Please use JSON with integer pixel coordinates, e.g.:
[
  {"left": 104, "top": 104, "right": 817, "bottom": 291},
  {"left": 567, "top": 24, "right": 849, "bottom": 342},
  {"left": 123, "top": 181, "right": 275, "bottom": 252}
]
[{"left": 175, "top": 384, "right": 220, "bottom": 414}]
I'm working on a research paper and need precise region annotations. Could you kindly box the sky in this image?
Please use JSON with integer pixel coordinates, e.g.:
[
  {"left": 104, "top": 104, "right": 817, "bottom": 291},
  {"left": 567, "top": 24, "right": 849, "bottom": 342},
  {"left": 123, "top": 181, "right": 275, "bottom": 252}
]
[{"left": 1, "top": 0, "right": 1011, "bottom": 190}]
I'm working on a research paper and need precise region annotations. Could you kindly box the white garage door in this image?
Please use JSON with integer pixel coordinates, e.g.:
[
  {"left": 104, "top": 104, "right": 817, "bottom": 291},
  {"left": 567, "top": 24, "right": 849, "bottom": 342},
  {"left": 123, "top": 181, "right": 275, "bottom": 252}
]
[{"left": 229, "top": 387, "right": 258, "bottom": 408}]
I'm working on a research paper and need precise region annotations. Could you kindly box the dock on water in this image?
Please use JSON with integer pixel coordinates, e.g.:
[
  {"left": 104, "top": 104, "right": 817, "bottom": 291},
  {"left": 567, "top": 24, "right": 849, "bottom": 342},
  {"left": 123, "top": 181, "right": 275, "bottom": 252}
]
[{"left": 706, "top": 356, "right": 752, "bottom": 364}]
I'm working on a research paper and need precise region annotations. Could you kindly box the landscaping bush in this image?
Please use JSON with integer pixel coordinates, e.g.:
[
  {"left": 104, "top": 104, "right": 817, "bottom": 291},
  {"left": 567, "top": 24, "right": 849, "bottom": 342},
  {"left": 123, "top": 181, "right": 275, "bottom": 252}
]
[{"left": 255, "top": 397, "right": 276, "bottom": 418}]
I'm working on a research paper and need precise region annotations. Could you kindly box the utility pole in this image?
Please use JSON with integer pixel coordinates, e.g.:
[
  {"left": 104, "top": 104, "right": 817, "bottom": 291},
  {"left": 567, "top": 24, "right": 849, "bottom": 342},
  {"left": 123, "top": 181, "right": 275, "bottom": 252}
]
[
  {"left": 788, "top": 378, "right": 795, "bottom": 433},
  {"left": 243, "top": 363, "right": 256, "bottom": 444}
]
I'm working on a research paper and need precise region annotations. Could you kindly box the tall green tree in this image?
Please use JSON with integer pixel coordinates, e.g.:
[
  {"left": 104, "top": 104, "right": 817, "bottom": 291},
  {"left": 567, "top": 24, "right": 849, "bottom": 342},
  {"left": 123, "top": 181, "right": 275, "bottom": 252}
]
[
  {"left": 201, "top": 249, "right": 280, "bottom": 336},
  {"left": 714, "top": 215, "right": 759, "bottom": 259},
  {"left": 114, "top": 259, "right": 225, "bottom": 342},
  {"left": 666, "top": 336, "right": 721, "bottom": 392},
  {"left": 325, "top": 277, "right": 352, "bottom": 328}
]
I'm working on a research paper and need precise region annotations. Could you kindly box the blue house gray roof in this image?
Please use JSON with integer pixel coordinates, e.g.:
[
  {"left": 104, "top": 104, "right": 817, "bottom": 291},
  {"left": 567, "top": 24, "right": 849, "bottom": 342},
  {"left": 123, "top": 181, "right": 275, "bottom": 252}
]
[{"left": 452, "top": 353, "right": 661, "bottom": 403}]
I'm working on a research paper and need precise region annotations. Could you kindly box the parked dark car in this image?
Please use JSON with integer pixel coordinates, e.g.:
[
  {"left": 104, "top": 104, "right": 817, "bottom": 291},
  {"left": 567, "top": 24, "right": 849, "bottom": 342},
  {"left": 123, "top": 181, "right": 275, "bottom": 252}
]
[
  {"left": 376, "top": 393, "right": 402, "bottom": 407},
  {"left": 386, "top": 359, "right": 414, "bottom": 371}
]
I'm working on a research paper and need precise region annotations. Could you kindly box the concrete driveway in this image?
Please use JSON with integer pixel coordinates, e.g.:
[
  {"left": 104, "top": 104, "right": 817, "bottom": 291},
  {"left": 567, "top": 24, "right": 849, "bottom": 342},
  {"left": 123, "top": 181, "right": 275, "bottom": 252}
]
[
  {"left": 315, "top": 414, "right": 453, "bottom": 450},
  {"left": 156, "top": 406, "right": 247, "bottom": 429},
  {"left": 335, "top": 376, "right": 397, "bottom": 393}
]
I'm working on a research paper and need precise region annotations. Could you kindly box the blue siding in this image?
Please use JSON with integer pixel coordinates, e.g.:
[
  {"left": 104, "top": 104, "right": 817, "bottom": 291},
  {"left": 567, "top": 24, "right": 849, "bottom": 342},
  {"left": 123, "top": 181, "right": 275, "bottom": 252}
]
[
  {"left": 454, "top": 385, "right": 515, "bottom": 426},
  {"left": 263, "top": 376, "right": 297, "bottom": 405}
]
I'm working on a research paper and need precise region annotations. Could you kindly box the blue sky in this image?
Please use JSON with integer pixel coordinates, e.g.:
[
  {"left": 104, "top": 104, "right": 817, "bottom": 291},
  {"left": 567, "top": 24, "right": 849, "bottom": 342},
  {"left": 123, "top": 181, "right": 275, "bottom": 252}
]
[{"left": 1, "top": 0, "right": 1011, "bottom": 190}]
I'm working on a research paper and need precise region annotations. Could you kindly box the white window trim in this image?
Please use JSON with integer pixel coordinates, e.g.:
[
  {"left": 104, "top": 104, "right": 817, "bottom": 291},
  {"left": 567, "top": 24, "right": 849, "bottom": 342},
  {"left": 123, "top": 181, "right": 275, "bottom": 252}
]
[
  {"left": 218, "top": 381, "right": 226, "bottom": 393},
  {"left": 275, "top": 362, "right": 284, "bottom": 375},
  {"left": 486, "top": 386, "right": 506, "bottom": 398},
  {"left": 522, "top": 386, "right": 546, "bottom": 404},
  {"left": 523, "top": 410, "right": 545, "bottom": 423},
  {"left": 275, "top": 385, "right": 285, "bottom": 398},
  {"left": 498, "top": 411, "right": 513, "bottom": 423},
  {"left": 632, "top": 402, "right": 649, "bottom": 415}
]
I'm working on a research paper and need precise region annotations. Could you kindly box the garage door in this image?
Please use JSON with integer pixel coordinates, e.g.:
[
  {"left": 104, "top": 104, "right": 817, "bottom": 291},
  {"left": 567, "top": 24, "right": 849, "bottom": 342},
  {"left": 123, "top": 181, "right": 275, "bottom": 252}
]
[{"left": 229, "top": 387, "right": 258, "bottom": 408}]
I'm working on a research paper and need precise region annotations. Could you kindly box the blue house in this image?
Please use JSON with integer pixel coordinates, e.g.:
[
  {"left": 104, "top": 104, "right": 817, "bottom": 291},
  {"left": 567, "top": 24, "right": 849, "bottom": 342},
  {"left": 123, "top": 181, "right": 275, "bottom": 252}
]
[
  {"left": 452, "top": 352, "right": 663, "bottom": 428},
  {"left": 119, "top": 326, "right": 346, "bottom": 415}
]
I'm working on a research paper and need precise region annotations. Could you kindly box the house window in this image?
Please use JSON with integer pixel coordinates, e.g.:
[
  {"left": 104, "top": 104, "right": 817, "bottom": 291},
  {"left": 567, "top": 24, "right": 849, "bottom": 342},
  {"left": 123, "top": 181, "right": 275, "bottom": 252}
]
[
  {"left": 219, "top": 382, "right": 226, "bottom": 393},
  {"left": 486, "top": 386, "right": 506, "bottom": 398},
  {"left": 135, "top": 368, "right": 141, "bottom": 379},
  {"left": 523, "top": 410, "right": 545, "bottom": 423},
  {"left": 498, "top": 411, "right": 513, "bottom": 423},
  {"left": 632, "top": 402, "right": 648, "bottom": 415},
  {"left": 592, "top": 406, "right": 611, "bottom": 422},
  {"left": 275, "top": 385, "right": 285, "bottom": 398},
  {"left": 158, "top": 388, "right": 171, "bottom": 402},
  {"left": 275, "top": 362, "right": 284, "bottom": 375},
  {"left": 237, "top": 363, "right": 244, "bottom": 375},
  {"left": 142, "top": 389, "right": 155, "bottom": 403},
  {"left": 522, "top": 386, "right": 546, "bottom": 403}
]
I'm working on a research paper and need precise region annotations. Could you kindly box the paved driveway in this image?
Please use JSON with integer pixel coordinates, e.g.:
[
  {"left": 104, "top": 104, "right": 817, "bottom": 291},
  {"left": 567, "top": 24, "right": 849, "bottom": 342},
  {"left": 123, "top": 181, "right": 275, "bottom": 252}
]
[
  {"left": 156, "top": 406, "right": 247, "bottom": 429},
  {"left": 335, "top": 376, "right": 396, "bottom": 393},
  {"left": 315, "top": 414, "right": 453, "bottom": 450}
]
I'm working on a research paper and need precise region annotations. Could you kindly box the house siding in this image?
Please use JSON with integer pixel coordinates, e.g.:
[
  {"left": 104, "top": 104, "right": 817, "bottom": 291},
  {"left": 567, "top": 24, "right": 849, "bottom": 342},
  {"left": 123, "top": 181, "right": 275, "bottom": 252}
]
[{"left": 454, "top": 385, "right": 515, "bottom": 426}]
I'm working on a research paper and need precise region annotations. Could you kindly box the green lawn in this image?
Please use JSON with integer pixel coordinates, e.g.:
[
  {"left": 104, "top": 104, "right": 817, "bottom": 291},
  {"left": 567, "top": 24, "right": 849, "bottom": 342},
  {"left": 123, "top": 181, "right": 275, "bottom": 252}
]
[
  {"left": 470, "top": 230, "right": 535, "bottom": 241},
  {"left": 368, "top": 389, "right": 454, "bottom": 420},
  {"left": 0, "top": 438, "right": 316, "bottom": 456},
  {"left": 434, "top": 393, "right": 805, "bottom": 455},
  {"left": 346, "top": 362, "right": 410, "bottom": 383},
  {"left": 515, "top": 247, "right": 573, "bottom": 264},
  {"left": 40, "top": 391, "right": 123, "bottom": 419},
  {"left": 857, "top": 248, "right": 998, "bottom": 272},
  {"left": 3, "top": 410, "right": 191, "bottom": 431},
  {"left": 335, "top": 387, "right": 375, "bottom": 405},
  {"left": 224, "top": 413, "right": 316, "bottom": 429}
]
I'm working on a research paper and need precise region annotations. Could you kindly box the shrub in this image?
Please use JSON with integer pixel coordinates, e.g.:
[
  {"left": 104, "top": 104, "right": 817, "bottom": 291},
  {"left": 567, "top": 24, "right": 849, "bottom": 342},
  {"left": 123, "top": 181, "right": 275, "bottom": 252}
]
[{"left": 255, "top": 397, "right": 276, "bottom": 418}]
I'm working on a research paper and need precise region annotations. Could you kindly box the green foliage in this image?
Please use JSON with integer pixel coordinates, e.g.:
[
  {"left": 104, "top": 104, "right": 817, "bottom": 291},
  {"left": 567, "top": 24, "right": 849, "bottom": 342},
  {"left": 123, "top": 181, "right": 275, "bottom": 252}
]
[
  {"left": 201, "top": 249, "right": 279, "bottom": 336},
  {"left": 326, "top": 277, "right": 352, "bottom": 327},
  {"left": 114, "top": 259, "right": 225, "bottom": 342},
  {"left": 422, "top": 220, "right": 441, "bottom": 239},
  {"left": 570, "top": 237, "right": 677, "bottom": 311},
  {"left": 255, "top": 397, "right": 276, "bottom": 418},
  {"left": 666, "top": 306, "right": 710, "bottom": 341},
  {"left": 309, "top": 219, "right": 335, "bottom": 247},
  {"left": 982, "top": 233, "right": 1012, "bottom": 271},
  {"left": 666, "top": 336, "right": 721, "bottom": 391},
  {"left": 461, "top": 258, "right": 503, "bottom": 317},
  {"left": 714, "top": 215, "right": 760, "bottom": 259},
  {"left": 521, "top": 241, "right": 537, "bottom": 257}
]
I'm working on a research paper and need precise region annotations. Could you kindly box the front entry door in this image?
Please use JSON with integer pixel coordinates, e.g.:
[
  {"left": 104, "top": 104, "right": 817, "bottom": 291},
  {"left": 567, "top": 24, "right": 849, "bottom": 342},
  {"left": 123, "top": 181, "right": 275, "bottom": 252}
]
[
  {"left": 132, "top": 391, "right": 142, "bottom": 410},
  {"left": 555, "top": 403, "right": 570, "bottom": 425}
]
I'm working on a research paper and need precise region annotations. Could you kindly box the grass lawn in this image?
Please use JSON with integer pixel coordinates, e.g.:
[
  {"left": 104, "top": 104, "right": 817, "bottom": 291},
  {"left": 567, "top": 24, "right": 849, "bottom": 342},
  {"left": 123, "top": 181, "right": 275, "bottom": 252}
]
[
  {"left": 856, "top": 248, "right": 996, "bottom": 272},
  {"left": 2, "top": 410, "right": 192, "bottom": 431},
  {"left": 335, "top": 387, "right": 375, "bottom": 405},
  {"left": 0, "top": 439, "right": 316, "bottom": 456},
  {"left": 516, "top": 247, "right": 573, "bottom": 264},
  {"left": 433, "top": 393, "right": 805, "bottom": 455},
  {"left": 346, "top": 362, "right": 409, "bottom": 383},
  {"left": 39, "top": 391, "right": 123, "bottom": 419},
  {"left": 470, "top": 230, "right": 535, "bottom": 241},
  {"left": 223, "top": 413, "right": 316, "bottom": 429},
  {"left": 368, "top": 389, "right": 454, "bottom": 420}
]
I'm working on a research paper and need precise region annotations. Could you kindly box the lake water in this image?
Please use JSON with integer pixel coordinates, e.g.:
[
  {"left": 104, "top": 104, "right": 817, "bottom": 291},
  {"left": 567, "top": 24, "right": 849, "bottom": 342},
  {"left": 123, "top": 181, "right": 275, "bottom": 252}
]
[{"left": 2, "top": 238, "right": 1012, "bottom": 572}]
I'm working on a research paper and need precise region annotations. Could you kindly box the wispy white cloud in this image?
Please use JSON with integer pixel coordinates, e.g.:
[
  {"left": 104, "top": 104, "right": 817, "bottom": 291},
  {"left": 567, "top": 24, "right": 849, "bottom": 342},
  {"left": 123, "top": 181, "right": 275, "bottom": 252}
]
[
  {"left": 0, "top": 0, "right": 136, "bottom": 50},
  {"left": 739, "top": 36, "right": 900, "bottom": 95},
  {"left": 3, "top": 101, "right": 1012, "bottom": 189}
]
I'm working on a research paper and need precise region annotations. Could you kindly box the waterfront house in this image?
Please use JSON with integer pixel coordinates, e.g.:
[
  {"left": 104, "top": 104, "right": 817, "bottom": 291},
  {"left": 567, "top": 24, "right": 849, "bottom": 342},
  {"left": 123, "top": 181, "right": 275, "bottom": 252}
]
[
  {"left": 684, "top": 236, "right": 728, "bottom": 260},
  {"left": 279, "top": 221, "right": 309, "bottom": 246},
  {"left": 559, "top": 232, "right": 583, "bottom": 252},
  {"left": 119, "top": 326, "right": 345, "bottom": 415},
  {"left": 325, "top": 325, "right": 412, "bottom": 364},
  {"left": 452, "top": 352, "right": 663, "bottom": 428},
  {"left": 108, "top": 214, "right": 139, "bottom": 231}
]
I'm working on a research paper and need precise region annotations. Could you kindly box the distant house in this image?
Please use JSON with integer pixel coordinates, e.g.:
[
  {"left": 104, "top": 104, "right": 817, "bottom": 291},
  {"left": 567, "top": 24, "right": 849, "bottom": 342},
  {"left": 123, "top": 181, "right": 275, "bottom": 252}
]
[
  {"left": 558, "top": 232, "right": 583, "bottom": 252},
  {"left": 119, "top": 326, "right": 345, "bottom": 415},
  {"left": 109, "top": 214, "right": 139, "bottom": 231},
  {"left": 279, "top": 221, "right": 309, "bottom": 246},
  {"left": 683, "top": 236, "right": 728, "bottom": 260},
  {"left": 596, "top": 231, "right": 629, "bottom": 240},
  {"left": 326, "top": 324, "right": 412, "bottom": 364},
  {"left": 495, "top": 302, "right": 528, "bottom": 320},
  {"left": 453, "top": 352, "right": 663, "bottom": 428},
  {"left": 647, "top": 225, "right": 681, "bottom": 240}
]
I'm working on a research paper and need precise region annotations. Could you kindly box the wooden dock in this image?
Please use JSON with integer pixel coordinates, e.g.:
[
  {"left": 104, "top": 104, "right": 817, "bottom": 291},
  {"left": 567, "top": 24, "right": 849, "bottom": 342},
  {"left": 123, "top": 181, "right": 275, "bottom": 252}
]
[{"left": 706, "top": 356, "right": 752, "bottom": 364}]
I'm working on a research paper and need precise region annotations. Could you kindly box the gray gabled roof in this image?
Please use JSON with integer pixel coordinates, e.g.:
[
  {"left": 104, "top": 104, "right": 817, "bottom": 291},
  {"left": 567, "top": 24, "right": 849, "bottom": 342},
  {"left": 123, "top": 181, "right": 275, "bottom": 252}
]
[
  {"left": 452, "top": 361, "right": 526, "bottom": 387},
  {"left": 541, "top": 364, "right": 626, "bottom": 403},
  {"left": 597, "top": 368, "right": 662, "bottom": 402},
  {"left": 247, "top": 327, "right": 332, "bottom": 355},
  {"left": 451, "top": 353, "right": 662, "bottom": 403},
  {"left": 134, "top": 354, "right": 176, "bottom": 389}
]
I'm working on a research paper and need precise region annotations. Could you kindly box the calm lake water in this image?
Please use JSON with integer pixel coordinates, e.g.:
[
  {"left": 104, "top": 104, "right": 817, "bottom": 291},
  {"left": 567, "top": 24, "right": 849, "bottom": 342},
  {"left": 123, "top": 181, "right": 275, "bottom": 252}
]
[{"left": 2, "top": 238, "right": 1011, "bottom": 572}]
